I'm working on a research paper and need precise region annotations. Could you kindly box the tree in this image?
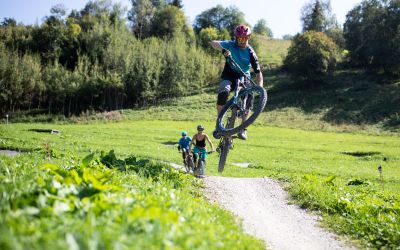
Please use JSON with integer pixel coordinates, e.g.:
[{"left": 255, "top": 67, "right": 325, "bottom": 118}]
[
  {"left": 325, "top": 27, "right": 345, "bottom": 49},
  {"left": 169, "top": 0, "right": 183, "bottom": 8},
  {"left": 197, "top": 27, "right": 219, "bottom": 54},
  {"left": 0, "top": 21, "right": 33, "bottom": 52},
  {"left": 253, "top": 19, "right": 273, "bottom": 38},
  {"left": 31, "top": 16, "right": 66, "bottom": 64},
  {"left": 1, "top": 18, "right": 17, "bottom": 27},
  {"left": 385, "top": 0, "right": 400, "bottom": 76},
  {"left": 308, "top": 1, "right": 324, "bottom": 31},
  {"left": 284, "top": 31, "right": 339, "bottom": 84},
  {"left": 128, "top": 0, "right": 155, "bottom": 39},
  {"left": 50, "top": 4, "right": 67, "bottom": 18},
  {"left": 282, "top": 34, "right": 293, "bottom": 40},
  {"left": 344, "top": 0, "right": 400, "bottom": 76},
  {"left": 196, "top": 27, "right": 230, "bottom": 52},
  {"left": 193, "top": 5, "right": 245, "bottom": 35},
  {"left": 150, "top": 5, "right": 188, "bottom": 38},
  {"left": 301, "top": 0, "right": 338, "bottom": 32}
]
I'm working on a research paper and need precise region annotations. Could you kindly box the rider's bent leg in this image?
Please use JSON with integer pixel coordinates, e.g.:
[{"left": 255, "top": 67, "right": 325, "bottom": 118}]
[
  {"left": 193, "top": 153, "right": 198, "bottom": 166},
  {"left": 214, "top": 90, "right": 230, "bottom": 139},
  {"left": 217, "top": 91, "right": 229, "bottom": 114},
  {"left": 182, "top": 148, "right": 187, "bottom": 162},
  {"left": 199, "top": 148, "right": 207, "bottom": 176},
  {"left": 216, "top": 79, "right": 233, "bottom": 115}
]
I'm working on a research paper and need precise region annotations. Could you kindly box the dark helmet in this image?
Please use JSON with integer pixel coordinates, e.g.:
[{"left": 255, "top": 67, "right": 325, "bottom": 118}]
[
  {"left": 234, "top": 24, "right": 252, "bottom": 38},
  {"left": 181, "top": 131, "right": 187, "bottom": 136},
  {"left": 197, "top": 124, "right": 204, "bottom": 131}
]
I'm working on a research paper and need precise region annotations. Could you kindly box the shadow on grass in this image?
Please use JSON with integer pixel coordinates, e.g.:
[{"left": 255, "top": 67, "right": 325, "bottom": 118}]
[
  {"left": 265, "top": 68, "right": 400, "bottom": 129},
  {"left": 341, "top": 151, "right": 381, "bottom": 157},
  {"left": 161, "top": 141, "right": 177, "bottom": 146},
  {"left": 0, "top": 146, "right": 33, "bottom": 153}
]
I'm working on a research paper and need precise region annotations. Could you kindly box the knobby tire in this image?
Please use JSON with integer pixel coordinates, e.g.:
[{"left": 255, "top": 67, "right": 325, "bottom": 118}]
[
  {"left": 218, "top": 106, "right": 237, "bottom": 172},
  {"left": 218, "top": 137, "right": 231, "bottom": 172},
  {"left": 216, "top": 85, "right": 267, "bottom": 137}
]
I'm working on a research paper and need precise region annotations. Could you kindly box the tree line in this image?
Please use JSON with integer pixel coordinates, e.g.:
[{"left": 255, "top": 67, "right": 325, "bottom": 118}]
[
  {"left": 284, "top": 0, "right": 400, "bottom": 83},
  {"left": 0, "top": 0, "right": 398, "bottom": 116},
  {"left": 0, "top": 0, "right": 274, "bottom": 116},
  {"left": 0, "top": 1, "right": 220, "bottom": 115}
]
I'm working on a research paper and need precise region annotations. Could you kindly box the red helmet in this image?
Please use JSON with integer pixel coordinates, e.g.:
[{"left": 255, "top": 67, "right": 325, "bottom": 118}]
[{"left": 234, "top": 24, "right": 251, "bottom": 37}]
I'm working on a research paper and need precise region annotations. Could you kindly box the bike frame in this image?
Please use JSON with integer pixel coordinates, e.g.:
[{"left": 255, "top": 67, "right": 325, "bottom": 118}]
[
  {"left": 226, "top": 55, "right": 258, "bottom": 86},
  {"left": 182, "top": 148, "right": 195, "bottom": 173},
  {"left": 216, "top": 57, "right": 255, "bottom": 135}
]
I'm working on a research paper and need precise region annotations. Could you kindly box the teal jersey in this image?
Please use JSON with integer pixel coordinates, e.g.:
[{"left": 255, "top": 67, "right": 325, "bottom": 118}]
[{"left": 218, "top": 40, "right": 261, "bottom": 79}]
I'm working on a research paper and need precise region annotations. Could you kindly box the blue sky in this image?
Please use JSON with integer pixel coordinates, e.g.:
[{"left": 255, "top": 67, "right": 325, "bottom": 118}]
[{"left": 0, "top": 0, "right": 362, "bottom": 38}]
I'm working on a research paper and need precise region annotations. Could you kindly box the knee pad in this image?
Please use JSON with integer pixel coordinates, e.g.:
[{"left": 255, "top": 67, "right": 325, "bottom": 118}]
[{"left": 217, "top": 91, "right": 229, "bottom": 106}]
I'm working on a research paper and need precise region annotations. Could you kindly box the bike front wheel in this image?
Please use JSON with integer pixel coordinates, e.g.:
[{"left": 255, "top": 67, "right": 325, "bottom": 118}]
[
  {"left": 197, "top": 160, "right": 205, "bottom": 177},
  {"left": 186, "top": 155, "right": 195, "bottom": 173},
  {"left": 216, "top": 85, "right": 267, "bottom": 137}
]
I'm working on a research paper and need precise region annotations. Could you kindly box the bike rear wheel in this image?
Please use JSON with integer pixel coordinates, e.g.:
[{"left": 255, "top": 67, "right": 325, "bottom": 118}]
[
  {"left": 216, "top": 85, "right": 267, "bottom": 137},
  {"left": 218, "top": 137, "right": 232, "bottom": 172},
  {"left": 184, "top": 163, "right": 190, "bottom": 173}
]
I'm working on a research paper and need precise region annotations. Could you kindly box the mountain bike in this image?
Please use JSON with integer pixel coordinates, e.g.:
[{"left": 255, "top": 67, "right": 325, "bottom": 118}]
[
  {"left": 182, "top": 148, "right": 195, "bottom": 173},
  {"left": 193, "top": 150, "right": 213, "bottom": 178},
  {"left": 213, "top": 56, "right": 267, "bottom": 172}
]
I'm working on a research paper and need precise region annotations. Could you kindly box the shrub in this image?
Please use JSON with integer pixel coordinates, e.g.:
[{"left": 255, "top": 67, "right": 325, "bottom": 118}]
[{"left": 284, "top": 31, "right": 339, "bottom": 84}]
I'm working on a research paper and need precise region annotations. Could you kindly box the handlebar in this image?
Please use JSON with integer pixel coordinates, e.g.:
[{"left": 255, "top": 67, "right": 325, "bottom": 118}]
[{"left": 187, "top": 150, "right": 214, "bottom": 155}]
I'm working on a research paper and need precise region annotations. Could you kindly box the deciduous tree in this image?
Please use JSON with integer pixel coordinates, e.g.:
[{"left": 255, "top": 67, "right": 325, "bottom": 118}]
[
  {"left": 301, "top": 0, "right": 338, "bottom": 32},
  {"left": 253, "top": 19, "right": 273, "bottom": 38},
  {"left": 193, "top": 5, "right": 245, "bottom": 35}
]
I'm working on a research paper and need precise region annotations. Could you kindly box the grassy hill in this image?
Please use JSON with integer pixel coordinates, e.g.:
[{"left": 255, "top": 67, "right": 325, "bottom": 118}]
[{"left": 251, "top": 36, "right": 291, "bottom": 67}]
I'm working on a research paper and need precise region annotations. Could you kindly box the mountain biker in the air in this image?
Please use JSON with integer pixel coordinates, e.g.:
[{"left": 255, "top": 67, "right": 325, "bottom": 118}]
[
  {"left": 209, "top": 24, "right": 263, "bottom": 140},
  {"left": 178, "top": 131, "right": 192, "bottom": 164}
]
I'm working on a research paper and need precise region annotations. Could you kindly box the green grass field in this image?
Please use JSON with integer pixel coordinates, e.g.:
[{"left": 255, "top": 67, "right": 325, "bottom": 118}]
[
  {"left": 251, "top": 36, "right": 291, "bottom": 67},
  {"left": 1, "top": 117, "right": 399, "bottom": 248}
]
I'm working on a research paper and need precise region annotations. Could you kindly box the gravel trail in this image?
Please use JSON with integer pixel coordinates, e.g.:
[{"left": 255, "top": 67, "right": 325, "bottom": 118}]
[{"left": 203, "top": 176, "right": 356, "bottom": 250}]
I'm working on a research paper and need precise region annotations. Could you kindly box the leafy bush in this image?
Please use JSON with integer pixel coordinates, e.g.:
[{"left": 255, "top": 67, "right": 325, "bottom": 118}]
[{"left": 284, "top": 31, "right": 339, "bottom": 84}]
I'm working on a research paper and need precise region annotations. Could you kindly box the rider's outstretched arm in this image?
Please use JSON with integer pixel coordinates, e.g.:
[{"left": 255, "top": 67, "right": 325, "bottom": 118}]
[
  {"left": 256, "top": 72, "right": 263, "bottom": 87},
  {"left": 209, "top": 41, "right": 223, "bottom": 51}
]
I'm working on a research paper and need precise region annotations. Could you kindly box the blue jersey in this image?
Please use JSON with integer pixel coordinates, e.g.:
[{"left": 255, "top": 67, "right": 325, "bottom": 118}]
[
  {"left": 178, "top": 136, "right": 192, "bottom": 149},
  {"left": 218, "top": 40, "right": 261, "bottom": 79}
]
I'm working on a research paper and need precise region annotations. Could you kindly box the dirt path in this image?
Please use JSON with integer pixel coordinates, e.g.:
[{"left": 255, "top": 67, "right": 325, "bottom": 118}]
[{"left": 203, "top": 176, "right": 356, "bottom": 250}]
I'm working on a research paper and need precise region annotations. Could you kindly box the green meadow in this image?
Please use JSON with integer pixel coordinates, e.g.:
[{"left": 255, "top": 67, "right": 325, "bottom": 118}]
[
  {"left": 1, "top": 36, "right": 399, "bottom": 249},
  {"left": 1, "top": 113, "right": 399, "bottom": 248}
]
